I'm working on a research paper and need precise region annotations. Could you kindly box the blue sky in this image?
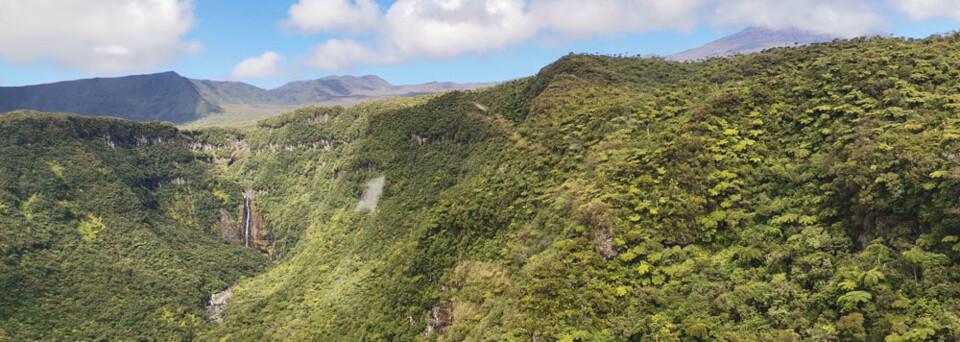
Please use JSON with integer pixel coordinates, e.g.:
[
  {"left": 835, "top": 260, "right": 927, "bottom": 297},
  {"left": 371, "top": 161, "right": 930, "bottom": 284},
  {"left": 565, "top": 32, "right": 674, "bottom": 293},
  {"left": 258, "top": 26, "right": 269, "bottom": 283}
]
[{"left": 0, "top": 0, "right": 958, "bottom": 89}]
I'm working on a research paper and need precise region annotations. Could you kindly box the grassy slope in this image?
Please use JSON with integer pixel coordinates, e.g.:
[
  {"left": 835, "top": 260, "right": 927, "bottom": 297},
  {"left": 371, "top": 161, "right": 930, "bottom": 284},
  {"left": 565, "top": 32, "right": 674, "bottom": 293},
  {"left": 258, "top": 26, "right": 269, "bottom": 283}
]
[
  {"left": 179, "top": 93, "right": 451, "bottom": 128},
  {"left": 181, "top": 104, "right": 302, "bottom": 128}
]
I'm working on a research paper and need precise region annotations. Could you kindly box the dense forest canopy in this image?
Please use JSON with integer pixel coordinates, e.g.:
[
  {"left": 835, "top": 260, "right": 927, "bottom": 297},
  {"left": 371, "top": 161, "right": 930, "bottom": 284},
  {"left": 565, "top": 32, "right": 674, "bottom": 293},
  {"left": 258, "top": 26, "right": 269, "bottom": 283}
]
[{"left": 2, "top": 33, "right": 960, "bottom": 341}]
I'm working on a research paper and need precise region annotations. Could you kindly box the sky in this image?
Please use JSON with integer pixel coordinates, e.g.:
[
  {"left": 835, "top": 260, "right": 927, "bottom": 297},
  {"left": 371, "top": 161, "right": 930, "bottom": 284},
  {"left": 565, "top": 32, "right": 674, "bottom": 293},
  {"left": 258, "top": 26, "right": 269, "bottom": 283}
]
[{"left": 0, "top": 0, "right": 959, "bottom": 89}]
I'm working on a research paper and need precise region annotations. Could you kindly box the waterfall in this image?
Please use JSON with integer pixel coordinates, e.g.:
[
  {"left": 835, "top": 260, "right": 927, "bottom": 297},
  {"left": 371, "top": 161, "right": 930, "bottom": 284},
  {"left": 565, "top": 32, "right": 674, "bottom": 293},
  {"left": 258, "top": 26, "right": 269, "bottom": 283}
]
[{"left": 243, "top": 191, "right": 252, "bottom": 247}]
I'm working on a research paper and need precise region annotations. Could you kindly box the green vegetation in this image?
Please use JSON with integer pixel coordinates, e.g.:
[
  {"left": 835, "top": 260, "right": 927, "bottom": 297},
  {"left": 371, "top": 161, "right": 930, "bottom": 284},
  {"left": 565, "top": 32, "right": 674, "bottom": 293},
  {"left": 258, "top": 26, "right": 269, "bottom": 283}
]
[
  {"left": 0, "top": 113, "right": 268, "bottom": 340},
  {"left": 182, "top": 104, "right": 302, "bottom": 127},
  {"left": 3, "top": 33, "right": 960, "bottom": 341}
]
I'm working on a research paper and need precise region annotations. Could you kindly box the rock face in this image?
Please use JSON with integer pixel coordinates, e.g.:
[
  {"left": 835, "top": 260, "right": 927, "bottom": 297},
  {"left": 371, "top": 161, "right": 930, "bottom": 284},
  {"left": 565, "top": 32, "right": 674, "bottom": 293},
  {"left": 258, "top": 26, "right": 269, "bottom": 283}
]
[
  {"left": 423, "top": 303, "right": 454, "bottom": 336},
  {"left": 355, "top": 176, "right": 386, "bottom": 212},
  {"left": 240, "top": 190, "right": 273, "bottom": 254},
  {"left": 216, "top": 208, "right": 240, "bottom": 243},
  {"left": 204, "top": 287, "right": 234, "bottom": 323},
  {"left": 212, "top": 191, "right": 273, "bottom": 255},
  {"left": 595, "top": 229, "right": 618, "bottom": 260}
]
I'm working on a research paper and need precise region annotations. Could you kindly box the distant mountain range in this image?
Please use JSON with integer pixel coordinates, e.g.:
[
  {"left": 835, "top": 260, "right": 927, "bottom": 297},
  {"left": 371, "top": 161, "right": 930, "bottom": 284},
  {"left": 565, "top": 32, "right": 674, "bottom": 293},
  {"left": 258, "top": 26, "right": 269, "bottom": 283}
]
[
  {"left": 0, "top": 73, "right": 493, "bottom": 125},
  {"left": 0, "top": 26, "right": 837, "bottom": 125},
  {"left": 191, "top": 75, "right": 491, "bottom": 107},
  {"left": 667, "top": 27, "right": 837, "bottom": 61}
]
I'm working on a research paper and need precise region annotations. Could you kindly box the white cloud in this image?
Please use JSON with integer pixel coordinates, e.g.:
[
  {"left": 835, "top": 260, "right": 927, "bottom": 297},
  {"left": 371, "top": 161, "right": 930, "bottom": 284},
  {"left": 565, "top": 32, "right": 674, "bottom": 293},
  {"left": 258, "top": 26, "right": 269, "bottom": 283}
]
[
  {"left": 531, "top": 0, "right": 707, "bottom": 36},
  {"left": 0, "top": 0, "right": 201, "bottom": 74},
  {"left": 286, "top": 0, "right": 889, "bottom": 72},
  {"left": 302, "top": 39, "right": 401, "bottom": 71},
  {"left": 891, "top": 0, "right": 960, "bottom": 21},
  {"left": 382, "top": 0, "right": 537, "bottom": 59},
  {"left": 231, "top": 51, "right": 286, "bottom": 80},
  {"left": 282, "top": 0, "right": 381, "bottom": 34},
  {"left": 709, "top": 0, "right": 885, "bottom": 38},
  {"left": 297, "top": 0, "right": 538, "bottom": 71}
]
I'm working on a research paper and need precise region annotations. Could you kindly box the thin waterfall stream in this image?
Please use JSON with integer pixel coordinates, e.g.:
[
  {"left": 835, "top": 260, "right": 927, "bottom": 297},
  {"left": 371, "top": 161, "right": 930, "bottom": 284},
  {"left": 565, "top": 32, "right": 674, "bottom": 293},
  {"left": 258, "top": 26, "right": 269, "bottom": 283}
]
[{"left": 243, "top": 190, "right": 252, "bottom": 247}]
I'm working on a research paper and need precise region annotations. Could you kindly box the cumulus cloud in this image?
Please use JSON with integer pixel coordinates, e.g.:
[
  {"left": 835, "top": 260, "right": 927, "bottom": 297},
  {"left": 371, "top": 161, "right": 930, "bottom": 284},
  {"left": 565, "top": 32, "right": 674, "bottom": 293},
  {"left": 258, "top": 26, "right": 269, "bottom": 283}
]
[
  {"left": 230, "top": 51, "right": 286, "bottom": 80},
  {"left": 382, "top": 0, "right": 537, "bottom": 59},
  {"left": 0, "top": 0, "right": 200, "bottom": 74},
  {"left": 303, "top": 39, "right": 397, "bottom": 71},
  {"left": 281, "top": 0, "right": 381, "bottom": 34},
  {"left": 279, "top": 0, "right": 890, "bottom": 72},
  {"left": 709, "top": 0, "right": 885, "bottom": 37},
  {"left": 531, "top": 0, "right": 706, "bottom": 36},
  {"left": 891, "top": 0, "right": 960, "bottom": 21},
  {"left": 301, "top": 0, "right": 543, "bottom": 71}
]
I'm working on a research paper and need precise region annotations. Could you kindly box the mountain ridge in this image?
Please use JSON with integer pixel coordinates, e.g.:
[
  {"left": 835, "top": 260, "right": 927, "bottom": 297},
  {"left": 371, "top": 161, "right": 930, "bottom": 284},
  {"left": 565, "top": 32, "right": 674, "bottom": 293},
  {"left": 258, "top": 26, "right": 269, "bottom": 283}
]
[
  {"left": 0, "top": 71, "right": 219, "bottom": 123},
  {"left": 2, "top": 33, "right": 960, "bottom": 341},
  {"left": 0, "top": 72, "right": 495, "bottom": 125},
  {"left": 0, "top": 27, "right": 840, "bottom": 125},
  {"left": 667, "top": 26, "right": 837, "bottom": 61}
]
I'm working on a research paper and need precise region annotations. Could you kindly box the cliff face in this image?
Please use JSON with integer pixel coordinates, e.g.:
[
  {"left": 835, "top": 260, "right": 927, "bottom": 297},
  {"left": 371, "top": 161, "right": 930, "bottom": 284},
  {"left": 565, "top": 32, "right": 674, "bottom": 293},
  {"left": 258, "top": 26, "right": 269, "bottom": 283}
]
[
  {"left": 213, "top": 190, "right": 274, "bottom": 255},
  {"left": 216, "top": 208, "right": 240, "bottom": 243},
  {"left": 240, "top": 191, "right": 273, "bottom": 255}
]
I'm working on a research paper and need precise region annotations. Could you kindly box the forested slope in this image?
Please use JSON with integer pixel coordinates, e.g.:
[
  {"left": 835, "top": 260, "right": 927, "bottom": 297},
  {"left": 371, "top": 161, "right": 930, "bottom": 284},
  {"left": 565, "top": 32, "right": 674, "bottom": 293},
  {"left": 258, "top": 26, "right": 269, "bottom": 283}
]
[
  {"left": 3, "top": 33, "right": 960, "bottom": 341},
  {"left": 201, "top": 34, "right": 960, "bottom": 341},
  {"left": 0, "top": 113, "right": 268, "bottom": 340}
]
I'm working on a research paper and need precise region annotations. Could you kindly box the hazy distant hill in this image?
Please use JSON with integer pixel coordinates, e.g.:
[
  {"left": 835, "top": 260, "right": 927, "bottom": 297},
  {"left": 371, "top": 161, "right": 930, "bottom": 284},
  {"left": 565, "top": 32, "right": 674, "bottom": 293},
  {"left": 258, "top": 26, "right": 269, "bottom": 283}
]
[
  {"left": 192, "top": 75, "right": 488, "bottom": 107},
  {"left": 0, "top": 73, "right": 494, "bottom": 125},
  {"left": 668, "top": 26, "right": 836, "bottom": 61},
  {"left": 0, "top": 72, "right": 220, "bottom": 123}
]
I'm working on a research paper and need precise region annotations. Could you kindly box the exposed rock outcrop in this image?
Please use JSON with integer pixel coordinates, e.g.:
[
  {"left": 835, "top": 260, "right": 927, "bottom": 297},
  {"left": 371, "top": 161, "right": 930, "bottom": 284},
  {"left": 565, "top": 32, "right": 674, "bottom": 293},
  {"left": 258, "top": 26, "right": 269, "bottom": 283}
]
[
  {"left": 240, "top": 190, "right": 274, "bottom": 255},
  {"left": 210, "top": 191, "right": 273, "bottom": 255},
  {"left": 186, "top": 139, "right": 249, "bottom": 153},
  {"left": 216, "top": 208, "right": 240, "bottom": 243},
  {"left": 595, "top": 229, "right": 618, "bottom": 260},
  {"left": 355, "top": 176, "right": 386, "bottom": 212},
  {"left": 204, "top": 287, "right": 234, "bottom": 323},
  {"left": 423, "top": 303, "right": 454, "bottom": 337}
]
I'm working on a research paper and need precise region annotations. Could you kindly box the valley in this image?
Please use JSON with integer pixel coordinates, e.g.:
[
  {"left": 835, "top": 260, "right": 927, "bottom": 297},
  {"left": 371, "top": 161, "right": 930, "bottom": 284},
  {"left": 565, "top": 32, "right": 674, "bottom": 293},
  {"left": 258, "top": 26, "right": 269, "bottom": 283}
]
[{"left": 2, "top": 33, "right": 960, "bottom": 341}]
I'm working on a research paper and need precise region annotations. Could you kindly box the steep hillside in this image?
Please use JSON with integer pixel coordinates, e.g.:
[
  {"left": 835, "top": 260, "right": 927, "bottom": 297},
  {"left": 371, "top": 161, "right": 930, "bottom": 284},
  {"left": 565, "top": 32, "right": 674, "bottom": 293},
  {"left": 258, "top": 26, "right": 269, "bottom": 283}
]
[
  {"left": 201, "top": 35, "right": 958, "bottom": 341},
  {"left": 0, "top": 112, "right": 268, "bottom": 340},
  {"left": 668, "top": 26, "right": 836, "bottom": 61},
  {"left": 3, "top": 33, "right": 960, "bottom": 341},
  {"left": 0, "top": 72, "right": 219, "bottom": 123},
  {"left": 189, "top": 36, "right": 960, "bottom": 341}
]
